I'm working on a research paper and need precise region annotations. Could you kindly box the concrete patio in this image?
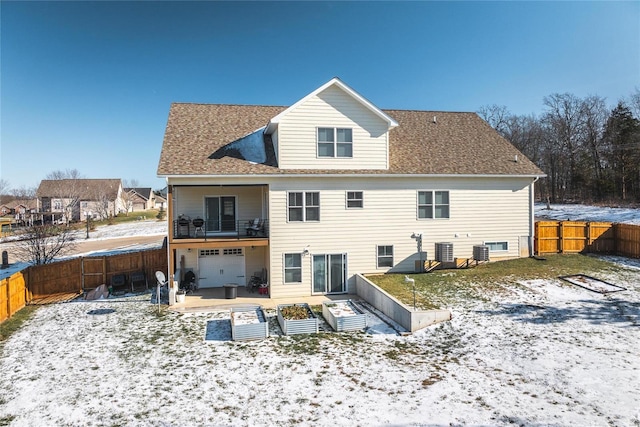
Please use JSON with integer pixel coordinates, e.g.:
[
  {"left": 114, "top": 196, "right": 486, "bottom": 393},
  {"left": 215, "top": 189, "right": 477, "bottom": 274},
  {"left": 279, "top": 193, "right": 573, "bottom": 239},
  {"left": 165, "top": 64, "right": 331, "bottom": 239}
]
[{"left": 168, "top": 285, "right": 360, "bottom": 313}]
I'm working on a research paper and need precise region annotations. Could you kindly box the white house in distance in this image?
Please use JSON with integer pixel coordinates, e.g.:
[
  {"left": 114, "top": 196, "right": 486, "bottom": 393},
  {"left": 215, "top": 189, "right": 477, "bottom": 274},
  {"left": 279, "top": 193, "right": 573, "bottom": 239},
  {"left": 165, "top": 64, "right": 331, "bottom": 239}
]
[{"left": 157, "top": 78, "right": 545, "bottom": 298}]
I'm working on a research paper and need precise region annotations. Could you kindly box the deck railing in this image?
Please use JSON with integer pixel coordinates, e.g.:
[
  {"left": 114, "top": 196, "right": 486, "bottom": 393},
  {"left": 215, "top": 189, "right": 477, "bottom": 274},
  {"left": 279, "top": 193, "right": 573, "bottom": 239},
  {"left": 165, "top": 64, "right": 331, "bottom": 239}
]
[{"left": 172, "top": 218, "right": 269, "bottom": 240}]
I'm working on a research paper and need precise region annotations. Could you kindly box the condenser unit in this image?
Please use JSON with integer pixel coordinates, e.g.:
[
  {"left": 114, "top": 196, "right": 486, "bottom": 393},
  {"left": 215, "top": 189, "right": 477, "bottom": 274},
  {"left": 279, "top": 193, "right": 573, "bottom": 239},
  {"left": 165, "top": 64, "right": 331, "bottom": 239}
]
[
  {"left": 435, "top": 242, "right": 454, "bottom": 263},
  {"left": 473, "top": 245, "right": 490, "bottom": 262}
]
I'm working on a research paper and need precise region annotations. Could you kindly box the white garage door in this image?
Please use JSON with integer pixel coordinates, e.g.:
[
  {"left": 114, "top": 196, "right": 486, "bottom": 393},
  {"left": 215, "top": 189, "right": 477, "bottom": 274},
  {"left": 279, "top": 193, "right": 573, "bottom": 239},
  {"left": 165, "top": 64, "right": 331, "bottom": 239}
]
[{"left": 198, "top": 248, "right": 246, "bottom": 288}]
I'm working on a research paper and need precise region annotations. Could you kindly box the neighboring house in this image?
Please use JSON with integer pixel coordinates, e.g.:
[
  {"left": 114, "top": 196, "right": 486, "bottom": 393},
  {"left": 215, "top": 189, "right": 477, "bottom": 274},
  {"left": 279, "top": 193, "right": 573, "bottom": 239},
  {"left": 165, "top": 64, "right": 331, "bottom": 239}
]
[
  {"left": 123, "top": 187, "right": 156, "bottom": 212},
  {"left": 154, "top": 193, "right": 167, "bottom": 210},
  {"left": 0, "top": 205, "right": 13, "bottom": 217},
  {"left": 37, "top": 179, "right": 124, "bottom": 223},
  {"left": 0, "top": 199, "right": 37, "bottom": 225},
  {"left": 157, "top": 78, "right": 545, "bottom": 298}
]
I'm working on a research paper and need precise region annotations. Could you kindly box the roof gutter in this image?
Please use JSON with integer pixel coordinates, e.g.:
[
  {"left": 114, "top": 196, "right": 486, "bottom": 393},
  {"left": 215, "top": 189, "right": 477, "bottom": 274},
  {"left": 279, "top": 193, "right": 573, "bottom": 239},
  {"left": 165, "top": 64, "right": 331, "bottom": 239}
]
[{"left": 158, "top": 173, "right": 547, "bottom": 180}]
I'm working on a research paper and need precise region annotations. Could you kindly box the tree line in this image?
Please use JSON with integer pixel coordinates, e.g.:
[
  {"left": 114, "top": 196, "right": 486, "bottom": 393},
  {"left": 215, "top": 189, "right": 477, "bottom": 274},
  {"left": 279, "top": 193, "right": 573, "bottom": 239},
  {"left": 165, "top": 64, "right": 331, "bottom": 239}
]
[{"left": 479, "top": 89, "right": 640, "bottom": 205}]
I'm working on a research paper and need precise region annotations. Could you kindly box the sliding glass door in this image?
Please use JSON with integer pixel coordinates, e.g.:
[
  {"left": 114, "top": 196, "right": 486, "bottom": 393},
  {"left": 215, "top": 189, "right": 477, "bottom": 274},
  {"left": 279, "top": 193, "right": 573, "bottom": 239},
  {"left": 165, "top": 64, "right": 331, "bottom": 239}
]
[
  {"left": 205, "top": 196, "right": 236, "bottom": 233},
  {"left": 312, "top": 253, "right": 347, "bottom": 294}
]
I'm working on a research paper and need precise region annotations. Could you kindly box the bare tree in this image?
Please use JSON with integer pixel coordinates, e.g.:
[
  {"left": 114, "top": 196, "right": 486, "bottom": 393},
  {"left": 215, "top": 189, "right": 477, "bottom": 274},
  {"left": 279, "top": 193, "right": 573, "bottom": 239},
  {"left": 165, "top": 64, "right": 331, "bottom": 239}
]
[
  {"left": 91, "top": 186, "right": 115, "bottom": 220},
  {"left": 542, "top": 93, "right": 588, "bottom": 201},
  {"left": 478, "top": 104, "right": 510, "bottom": 136},
  {"left": 581, "top": 95, "right": 609, "bottom": 201},
  {"left": 13, "top": 223, "right": 77, "bottom": 265},
  {"left": 0, "top": 179, "right": 9, "bottom": 202},
  {"left": 118, "top": 189, "right": 135, "bottom": 216},
  {"left": 628, "top": 88, "right": 640, "bottom": 119},
  {"left": 123, "top": 179, "right": 140, "bottom": 188},
  {"left": 45, "top": 169, "right": 83, "bottom": 181}
]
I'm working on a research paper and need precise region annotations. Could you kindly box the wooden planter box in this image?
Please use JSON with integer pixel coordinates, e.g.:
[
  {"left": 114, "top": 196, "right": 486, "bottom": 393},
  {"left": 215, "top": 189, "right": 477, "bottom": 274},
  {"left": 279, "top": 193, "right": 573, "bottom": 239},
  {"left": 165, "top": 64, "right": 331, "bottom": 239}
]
[
  {"left": 230, "top": 306, "right": 269, "bottom": 341},
  {"left": 277, "top": 303, "right": 319, "bottom": 335},
  {"left": 322, "top": 300, "right": 367, "bottom": 332}
]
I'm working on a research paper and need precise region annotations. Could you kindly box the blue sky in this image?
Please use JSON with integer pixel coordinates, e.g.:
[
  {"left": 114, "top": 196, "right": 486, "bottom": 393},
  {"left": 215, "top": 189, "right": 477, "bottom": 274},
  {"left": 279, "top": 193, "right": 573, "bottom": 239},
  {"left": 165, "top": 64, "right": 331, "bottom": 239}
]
[{"left": 1, "top": 1, "right": 638, "bottom": 192}]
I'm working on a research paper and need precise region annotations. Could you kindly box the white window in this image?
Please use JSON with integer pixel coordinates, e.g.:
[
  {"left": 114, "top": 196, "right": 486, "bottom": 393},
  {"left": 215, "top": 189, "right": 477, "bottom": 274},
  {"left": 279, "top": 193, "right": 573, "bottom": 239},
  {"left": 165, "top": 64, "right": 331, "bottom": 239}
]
[
  {"left": 377, "top": 245, "right": 394, "bottom": 268},
  {"left": 346, "top": 191, "right": 363, "bottom": 208},
  {"left": 485, "top": 241, "right": 508, "bottom": 252},
  {"left": 53, "top": 199, "right": 63, "bottom": 211},
  {"left": 317, "top": 127, "right": 353, "bottom": 158},
  {"left": 223, "top": 248, "right": 243, "bottom": 255},
  {"left": 199, "top": 249, "right": 220, "bottom": 256},
  {"left": 288, "top": 192, "right": 320, "bottom": 222},
  {"left": 284, "top": 253, "right": 302, "bottom": 283},
  {"left": 418, "top": 191, "right": 450, "bottom": 219}
]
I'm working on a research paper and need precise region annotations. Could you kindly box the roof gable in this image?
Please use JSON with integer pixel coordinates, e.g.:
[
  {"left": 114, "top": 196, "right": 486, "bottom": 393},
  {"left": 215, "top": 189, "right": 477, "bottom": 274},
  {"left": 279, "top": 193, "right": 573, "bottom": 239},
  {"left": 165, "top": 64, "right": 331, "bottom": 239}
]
[
  {"left": 264, "top": 77, "right": 398, "bottom": 134},
  {"left": 124, "top": 187, "right": 153, "bottom": 200}
]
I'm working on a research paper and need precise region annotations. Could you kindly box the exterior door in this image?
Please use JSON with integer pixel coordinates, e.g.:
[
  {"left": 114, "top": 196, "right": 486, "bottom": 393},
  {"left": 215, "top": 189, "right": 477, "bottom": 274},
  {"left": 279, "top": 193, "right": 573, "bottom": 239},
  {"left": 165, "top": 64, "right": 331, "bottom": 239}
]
[
  {"left": 312, "top": 253, "right": 347, "bottom": 294},
  {"left": 205, "top": 196, "right": 236, "bottom": 233}
]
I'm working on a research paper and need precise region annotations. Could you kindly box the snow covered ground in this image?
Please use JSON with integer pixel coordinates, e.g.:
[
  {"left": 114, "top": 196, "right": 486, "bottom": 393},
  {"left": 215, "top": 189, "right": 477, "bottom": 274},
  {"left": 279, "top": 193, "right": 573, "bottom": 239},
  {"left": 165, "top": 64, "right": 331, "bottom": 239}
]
[
  {"left": 535, "top": 202, "right": 640, "bottom": 225},
  {"left": 0, "top": 258, "right": 638, "bottom": 426},
  {"left": 0, "top": 205, "right": 639, "bottom": 426}
]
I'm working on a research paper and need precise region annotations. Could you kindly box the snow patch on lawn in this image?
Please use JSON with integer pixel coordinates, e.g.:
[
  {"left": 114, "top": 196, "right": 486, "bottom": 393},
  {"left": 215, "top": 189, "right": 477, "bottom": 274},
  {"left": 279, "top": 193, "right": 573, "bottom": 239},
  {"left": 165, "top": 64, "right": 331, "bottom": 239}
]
[{"left": 1, "top": 261, "right": 639, "bottom": 426}]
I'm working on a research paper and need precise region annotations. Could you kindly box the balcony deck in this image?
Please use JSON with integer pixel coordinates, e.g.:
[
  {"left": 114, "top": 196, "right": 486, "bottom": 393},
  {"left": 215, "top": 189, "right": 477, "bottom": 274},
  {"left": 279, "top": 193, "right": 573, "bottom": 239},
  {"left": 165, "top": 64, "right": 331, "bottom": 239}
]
[{"left": 171, "top": 218, "right": 268, "bottom": 243}]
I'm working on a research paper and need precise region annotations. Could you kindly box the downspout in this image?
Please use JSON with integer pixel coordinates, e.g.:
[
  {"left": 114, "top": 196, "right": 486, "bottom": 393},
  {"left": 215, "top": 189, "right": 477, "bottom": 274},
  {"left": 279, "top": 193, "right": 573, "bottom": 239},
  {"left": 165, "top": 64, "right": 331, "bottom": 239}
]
[{"left": 529, "top": 177, "right": 540, "bottom": 257}]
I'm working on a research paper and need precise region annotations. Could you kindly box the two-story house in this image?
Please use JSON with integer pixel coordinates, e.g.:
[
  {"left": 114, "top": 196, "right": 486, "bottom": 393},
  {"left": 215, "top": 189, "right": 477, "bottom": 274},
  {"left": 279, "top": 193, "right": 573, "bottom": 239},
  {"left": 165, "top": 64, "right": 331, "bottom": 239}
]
[
  {"left": 157, "top": 78, "right": 545, "bottom": 298},
  {"left": 37, "top": 179, "right": 124, "bottom": 223}
]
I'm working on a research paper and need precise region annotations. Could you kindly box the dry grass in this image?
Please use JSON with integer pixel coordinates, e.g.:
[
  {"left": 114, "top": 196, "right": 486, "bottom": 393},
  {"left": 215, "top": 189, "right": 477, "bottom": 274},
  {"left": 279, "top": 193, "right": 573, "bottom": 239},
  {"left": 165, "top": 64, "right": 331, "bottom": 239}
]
[{"left": 368, "top": 254, "right": 621, "bottom": 309}]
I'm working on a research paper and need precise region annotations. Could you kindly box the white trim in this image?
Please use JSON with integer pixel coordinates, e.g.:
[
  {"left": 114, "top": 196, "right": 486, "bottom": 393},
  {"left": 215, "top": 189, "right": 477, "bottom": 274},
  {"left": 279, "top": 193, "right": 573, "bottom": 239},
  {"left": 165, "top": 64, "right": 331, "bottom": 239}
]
[{"left": 160, "top": 173, "right": 546, "bottom": 180}]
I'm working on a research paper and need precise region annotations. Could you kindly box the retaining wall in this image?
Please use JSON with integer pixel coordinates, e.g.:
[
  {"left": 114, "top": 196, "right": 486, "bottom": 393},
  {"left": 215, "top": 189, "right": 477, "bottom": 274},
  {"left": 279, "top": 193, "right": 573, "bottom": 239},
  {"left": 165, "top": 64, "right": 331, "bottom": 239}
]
[{"left": 355, "top": 274, "right": 451, "bottom": 333}]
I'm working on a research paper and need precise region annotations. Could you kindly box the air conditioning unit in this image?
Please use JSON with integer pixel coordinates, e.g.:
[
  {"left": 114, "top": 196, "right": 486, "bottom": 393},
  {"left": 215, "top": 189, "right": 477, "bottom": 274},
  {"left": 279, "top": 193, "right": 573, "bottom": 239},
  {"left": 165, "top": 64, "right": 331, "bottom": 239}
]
[
  {"left": 473, "top": 245, "right": 490, "bottom": 262},
  {"left": 435, "top": 242, "right": 454, "bottom": 263}
]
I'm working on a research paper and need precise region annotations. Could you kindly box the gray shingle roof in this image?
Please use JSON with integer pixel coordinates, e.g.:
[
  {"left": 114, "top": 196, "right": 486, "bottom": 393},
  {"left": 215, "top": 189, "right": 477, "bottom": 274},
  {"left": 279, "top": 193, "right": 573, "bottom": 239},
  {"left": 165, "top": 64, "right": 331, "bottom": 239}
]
[{"left": 157, "top": 103, "right": 544, "bottom": 177}]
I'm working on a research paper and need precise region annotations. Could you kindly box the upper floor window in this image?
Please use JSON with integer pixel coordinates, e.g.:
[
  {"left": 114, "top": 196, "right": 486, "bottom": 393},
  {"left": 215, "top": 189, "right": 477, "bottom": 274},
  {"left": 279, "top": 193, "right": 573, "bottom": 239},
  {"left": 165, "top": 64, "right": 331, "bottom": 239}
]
[
  {"left": 418, "top": 191, "right": 450, "bottom": 219},
  {"left": 346, "top": 191, "right": 363, "bottom": 208},
  {"left": 53, "top": 199, "right": 63, "bottom": 211},
  {"left": 288, "top": 192, "right": 320, "bottom": 222},
  {"left": 317, "top": 127, "right": 353, "bottom": 158}
]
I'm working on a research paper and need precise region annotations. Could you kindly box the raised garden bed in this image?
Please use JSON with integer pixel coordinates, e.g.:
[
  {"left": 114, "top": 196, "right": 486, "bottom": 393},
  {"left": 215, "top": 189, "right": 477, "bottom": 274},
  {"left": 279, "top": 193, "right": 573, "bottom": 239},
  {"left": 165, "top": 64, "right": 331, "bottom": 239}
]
[
  {"left": 277, "top": 303, "right": 319, "bottom": 335},
  {"left": 322, "top": 300, "right": 367, "bottom": 332},
  {"left": 230, "top": 306, "right": 269, "bottom": 341}
]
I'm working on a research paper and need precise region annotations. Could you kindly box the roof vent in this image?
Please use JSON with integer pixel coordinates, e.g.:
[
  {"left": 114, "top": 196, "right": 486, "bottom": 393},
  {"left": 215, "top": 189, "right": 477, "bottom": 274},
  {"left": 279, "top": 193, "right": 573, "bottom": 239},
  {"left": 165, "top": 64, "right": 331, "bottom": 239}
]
[
  {"left": 433, "top": 115, "right": 437, "bottom": 124},
  {"left": 514, "top": 154, "right": 519, "bottom": 162}
]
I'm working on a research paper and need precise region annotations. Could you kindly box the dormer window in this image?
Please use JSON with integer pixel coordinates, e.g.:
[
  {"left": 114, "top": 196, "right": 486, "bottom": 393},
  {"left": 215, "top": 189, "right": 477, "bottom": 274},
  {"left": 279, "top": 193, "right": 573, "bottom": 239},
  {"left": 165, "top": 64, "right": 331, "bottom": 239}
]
[{"left": 317, "top": 127, "right": 352, "bottom": 158}]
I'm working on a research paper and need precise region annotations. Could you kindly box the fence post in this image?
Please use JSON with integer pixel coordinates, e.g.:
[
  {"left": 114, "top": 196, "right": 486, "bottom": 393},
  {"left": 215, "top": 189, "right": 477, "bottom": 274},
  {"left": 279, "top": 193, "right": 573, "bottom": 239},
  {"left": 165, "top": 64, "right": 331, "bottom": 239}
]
[{"left": 4, "top": 278, "right": 9, "bottom": 321}]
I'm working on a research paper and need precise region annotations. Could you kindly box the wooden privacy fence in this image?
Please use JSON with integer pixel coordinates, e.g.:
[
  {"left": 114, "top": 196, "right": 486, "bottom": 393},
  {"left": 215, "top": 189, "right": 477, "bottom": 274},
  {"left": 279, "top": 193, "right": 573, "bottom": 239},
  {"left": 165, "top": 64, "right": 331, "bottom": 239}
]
[
  {"left": 24, "top": 248, "right": 168, "bottom": 302},
  {"left": 1, "top": 271, "right": 26, "bottom": 323},
  {"left": 535, "top": 221, "right": 640, "bottom": 258}
]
